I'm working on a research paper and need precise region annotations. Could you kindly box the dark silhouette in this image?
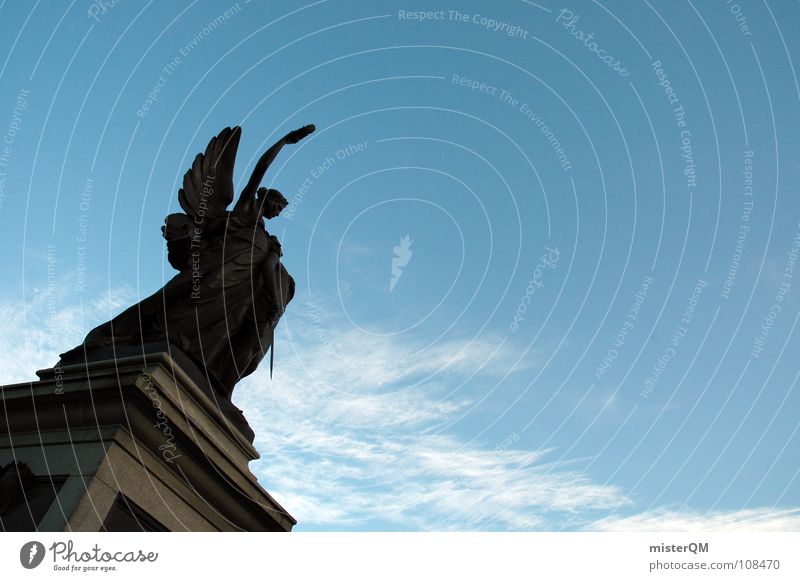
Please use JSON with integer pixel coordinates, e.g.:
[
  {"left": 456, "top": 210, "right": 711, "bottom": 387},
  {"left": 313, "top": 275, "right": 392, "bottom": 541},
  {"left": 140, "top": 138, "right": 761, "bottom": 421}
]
[{"left": 60, "top": 125, "right": 315, "bottom": 423}]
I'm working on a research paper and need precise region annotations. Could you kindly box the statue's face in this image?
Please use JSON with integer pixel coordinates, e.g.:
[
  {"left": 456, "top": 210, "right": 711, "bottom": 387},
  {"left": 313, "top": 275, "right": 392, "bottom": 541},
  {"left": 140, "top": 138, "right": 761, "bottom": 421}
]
[{"left": 262, "top": 200, "right": 286, "bottom": 220}]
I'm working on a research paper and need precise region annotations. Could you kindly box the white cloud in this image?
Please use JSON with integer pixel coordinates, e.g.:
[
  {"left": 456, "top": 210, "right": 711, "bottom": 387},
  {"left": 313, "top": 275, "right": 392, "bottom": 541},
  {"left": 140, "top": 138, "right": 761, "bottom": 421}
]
[
  {"left": 9, "top": 285, "right": 794, "bottom": 532},
  {"left": 0, "top": 282, "right": 135, "bottom": 384},
  {"left": 246, "top": 406, "right": 629, "bottom": 530},
  {"left": 585, "top": 507, "right": 800, "bottom": 532},
  {"left": 235, "top": 293, "right": 629, "bottom": 530}
]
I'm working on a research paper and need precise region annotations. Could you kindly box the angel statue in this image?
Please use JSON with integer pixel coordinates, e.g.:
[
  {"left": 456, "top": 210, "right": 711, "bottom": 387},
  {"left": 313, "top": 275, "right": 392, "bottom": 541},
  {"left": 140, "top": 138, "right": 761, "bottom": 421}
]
[{"left": 59, "top": 125, "right": 315, "bottom": 433}]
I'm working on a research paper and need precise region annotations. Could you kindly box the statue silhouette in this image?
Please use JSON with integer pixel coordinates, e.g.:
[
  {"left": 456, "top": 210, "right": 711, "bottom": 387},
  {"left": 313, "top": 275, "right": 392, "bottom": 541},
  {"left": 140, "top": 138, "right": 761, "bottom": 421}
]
[{"left": 59, "top": 125, "right": 315, "bottom": 435}]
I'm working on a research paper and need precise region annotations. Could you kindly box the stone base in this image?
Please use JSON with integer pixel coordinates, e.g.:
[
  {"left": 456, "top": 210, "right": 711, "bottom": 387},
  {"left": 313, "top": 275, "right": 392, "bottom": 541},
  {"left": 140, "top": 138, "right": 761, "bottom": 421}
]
[{"left": 0, "top": 353, "right": 295, "bottom": 531}]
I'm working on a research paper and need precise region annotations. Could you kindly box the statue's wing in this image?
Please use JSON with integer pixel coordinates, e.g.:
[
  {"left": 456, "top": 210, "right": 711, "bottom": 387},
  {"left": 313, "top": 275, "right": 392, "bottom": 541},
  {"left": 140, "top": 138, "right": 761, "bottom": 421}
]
[{"left": 178, "top": 126, "right": 241, "bottom": 220}]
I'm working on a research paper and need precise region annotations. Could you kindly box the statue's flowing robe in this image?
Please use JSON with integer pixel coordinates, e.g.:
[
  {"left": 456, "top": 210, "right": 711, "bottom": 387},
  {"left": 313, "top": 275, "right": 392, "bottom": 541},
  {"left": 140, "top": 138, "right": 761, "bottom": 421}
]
[{"left": 60, "top": 217, "right": 294, "bottom": 399}]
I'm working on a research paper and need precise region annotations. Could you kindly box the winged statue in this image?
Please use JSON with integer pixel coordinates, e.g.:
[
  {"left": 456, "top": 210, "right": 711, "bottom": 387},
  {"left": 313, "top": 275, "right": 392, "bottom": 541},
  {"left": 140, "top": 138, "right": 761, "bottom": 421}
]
[{"left": 59, "top": 124, "right": 315, "bottom": 426}]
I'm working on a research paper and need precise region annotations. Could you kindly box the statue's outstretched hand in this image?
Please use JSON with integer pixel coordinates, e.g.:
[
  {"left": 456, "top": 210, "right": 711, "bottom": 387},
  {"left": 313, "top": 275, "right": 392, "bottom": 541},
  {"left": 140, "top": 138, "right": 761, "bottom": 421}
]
[{"left": 284, "top": 124, "right": 315, "bottom": 144}]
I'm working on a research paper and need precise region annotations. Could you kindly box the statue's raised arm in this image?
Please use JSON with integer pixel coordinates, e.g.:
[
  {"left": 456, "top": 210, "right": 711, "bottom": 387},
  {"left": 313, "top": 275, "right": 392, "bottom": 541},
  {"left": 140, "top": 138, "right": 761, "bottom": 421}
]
[{"left": 234, "top": 124, "right": 315, "bottom": 218}]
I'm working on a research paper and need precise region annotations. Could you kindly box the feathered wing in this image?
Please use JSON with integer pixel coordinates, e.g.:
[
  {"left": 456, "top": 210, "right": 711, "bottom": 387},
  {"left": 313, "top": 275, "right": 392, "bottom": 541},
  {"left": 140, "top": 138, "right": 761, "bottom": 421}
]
[
  {"left": 178, "top": 126, "right": 240, "bottom": 219},
  {"left": 162, "top": 126, "right": 241, "bottom": 271}
]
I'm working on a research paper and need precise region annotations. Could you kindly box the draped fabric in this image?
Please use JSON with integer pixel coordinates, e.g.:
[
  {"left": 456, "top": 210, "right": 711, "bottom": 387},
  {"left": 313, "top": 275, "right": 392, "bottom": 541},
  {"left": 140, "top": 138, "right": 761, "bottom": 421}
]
[{"left": 60, "top": 217, "right": 294, "bottom": 399}]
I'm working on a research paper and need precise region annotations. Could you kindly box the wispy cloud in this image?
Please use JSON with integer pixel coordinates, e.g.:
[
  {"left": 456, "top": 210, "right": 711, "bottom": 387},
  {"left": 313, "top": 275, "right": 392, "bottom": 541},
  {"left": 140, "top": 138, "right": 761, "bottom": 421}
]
[
  {"left": 236, "top": 292, "right": 630, "bottom": 530},
  {"left": 7, "top": 282, "right": 795, "bottom": 532},
  {"left": 585, "top": 507, "right": 800, "bottom": 532},
  {"left": 281, "top": 294, "right": 533, "bottom": 397},
  {"left": 245, "top": 403, "right": 630, "bottom": 530},
  {"left": 0, "top": 282, "right": 135, "bottom": 383}
]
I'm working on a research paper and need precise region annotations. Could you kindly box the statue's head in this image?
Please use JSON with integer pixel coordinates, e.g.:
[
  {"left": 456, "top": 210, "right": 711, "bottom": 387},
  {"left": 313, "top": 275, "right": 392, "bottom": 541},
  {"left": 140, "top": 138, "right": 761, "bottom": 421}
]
[{"left": 257, "top": 188, "right": 288, "bottom": 220}]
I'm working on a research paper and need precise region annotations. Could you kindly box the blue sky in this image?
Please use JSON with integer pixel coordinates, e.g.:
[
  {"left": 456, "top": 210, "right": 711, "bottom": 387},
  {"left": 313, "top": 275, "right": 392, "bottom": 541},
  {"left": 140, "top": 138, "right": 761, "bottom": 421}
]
[{"left": 1, "top": 0, "right": 799, "bottom": 531}]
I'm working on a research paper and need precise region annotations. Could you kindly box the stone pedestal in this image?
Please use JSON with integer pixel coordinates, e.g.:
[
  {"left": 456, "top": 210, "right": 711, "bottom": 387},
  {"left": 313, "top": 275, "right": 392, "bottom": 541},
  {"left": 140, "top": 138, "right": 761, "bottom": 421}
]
[{"left": 0, "top": 353, "right": 295, "bottom": 531}]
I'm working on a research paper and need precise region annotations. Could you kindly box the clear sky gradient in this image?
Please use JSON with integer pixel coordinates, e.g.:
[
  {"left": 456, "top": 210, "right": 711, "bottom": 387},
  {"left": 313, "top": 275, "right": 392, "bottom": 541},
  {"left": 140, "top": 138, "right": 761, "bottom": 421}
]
[{"left": 1, "top": 0, "right": 799, "bottom": 531}]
